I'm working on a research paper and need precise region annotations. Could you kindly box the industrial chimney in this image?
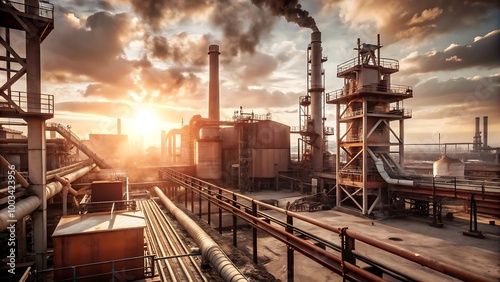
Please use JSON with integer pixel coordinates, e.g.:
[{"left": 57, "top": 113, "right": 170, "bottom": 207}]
[
  {"left": 117, "top": 118, "right": 121, "bottom": 135},
  {"left": 310, "top": 31, "right": 324, "bottom": 172},
  {"left": 208, "top": 45, "right": 220, "bottom": 121},
  {"left": 483, "top": 116, "right": 488, "bottom": 149},
  {"left": 473, "top": 117, "right": 481, "bottom": 151}
]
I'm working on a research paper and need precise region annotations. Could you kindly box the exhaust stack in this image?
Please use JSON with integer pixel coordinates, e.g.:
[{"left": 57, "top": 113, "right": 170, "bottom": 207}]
[
  {"left": 483, "top": 116, "right": 488, "bottom": 148},
  {"left": 310, "top": 31, "right": 324, "bottom": 171},
  {"left": 208, "top": 45, "right": 220, "bottom": 121},
  {"left": 473, "top": 116, "right": 481, "bottom": 151}
]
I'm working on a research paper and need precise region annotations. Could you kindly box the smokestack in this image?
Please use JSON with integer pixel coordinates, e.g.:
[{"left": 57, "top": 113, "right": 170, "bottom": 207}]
[
  {"left": 310, "top": 31, "right": 324, "bottom": 172},
  {"left": 483, "top": 116, "right": 488, "bottom": 148},
  {"left": 473, "top": 117, "right": 481, "bottom": 151},
  {"left": 117, "top": 118, "right": 121, "bottom": 135},
  {"left": 208, "top": 45, "right": 220, "bottom": 121}
]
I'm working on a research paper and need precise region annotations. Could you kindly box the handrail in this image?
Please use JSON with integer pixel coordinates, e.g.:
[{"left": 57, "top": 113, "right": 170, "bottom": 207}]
[
  {"left": 337, "top": 57, "right": 399, "bottom": 74},
  {"left": 326, "top": 84, "right": 413, "bottom": 101},
  {"left": 1, "top": 91, "right": 54, "bottom": 115},
  {"left": 35, "top": 255, "right": 155, "bottom": 281},
  {"left": 1, "top": 0, "right": 54, "bottom": 19},
  {"left": 158, "top": 168, "right": 494, "bottom": 281}
]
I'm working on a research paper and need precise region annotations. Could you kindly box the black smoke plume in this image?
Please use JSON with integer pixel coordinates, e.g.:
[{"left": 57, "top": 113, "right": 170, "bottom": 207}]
[{"left": 251, "top": 0, "right": 318, "bottom": 31}]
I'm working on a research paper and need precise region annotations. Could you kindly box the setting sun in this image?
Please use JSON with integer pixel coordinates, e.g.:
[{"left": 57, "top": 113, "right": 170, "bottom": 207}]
[{"left": 128, "top": 108, "right": 163, "bottom": 146}]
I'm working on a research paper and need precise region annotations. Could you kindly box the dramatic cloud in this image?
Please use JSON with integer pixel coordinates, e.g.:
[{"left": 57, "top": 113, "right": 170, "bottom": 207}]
[
  {"left": 210, "top": 0, "right": 276, "bottom": 58},
  {"left": 324, "top": 0, "right": 498, "bottom": 44},
  {"left": 221, "top": 86, "right": 299, "bottom": 110},
  {"left": 128, "top": 0, "right": 210, "bottom": 29},
  {"left": 146, "top": 33, "right": 210, "bottom": 66},
  {"left": 43, "top": 12, "right": 137, "bottom": 84},
  {"left": 401, "top": 30, "right": 500, "bottom": 74}
]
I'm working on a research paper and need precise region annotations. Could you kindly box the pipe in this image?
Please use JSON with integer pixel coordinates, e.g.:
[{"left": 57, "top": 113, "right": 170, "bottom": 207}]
[
  {"left": 154, "top": 187, "right": 248, "bottom": 282},
  {"left": 0, "top": 155, "right": 30, "bottom": 188},
  {"left": 0, "top": 164, "right": 95, "bottom": 231},
  {"left": 367, "top": 149, "right": 414, "bottom": 186}
]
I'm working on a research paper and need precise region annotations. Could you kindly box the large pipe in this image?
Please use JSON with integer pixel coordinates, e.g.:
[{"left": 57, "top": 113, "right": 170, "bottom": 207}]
[
  {"left": 483, "top": 116, "right": 488, "bottom": 148},
  {"left": 208, "top": 45, "right": 220, "bottom": 121},
  {"left": 367, "top": 149, "right": 414, "bottom": 186},
  {"left": 310, "top": 31, "right": 324, "bottom": 172},
  {"left": 0, "top": 155, "right": 30, "bottom": 188},
  {"left": 154, "top": 187, "right": 248, "bottom": 282},
  {"left": 0, "top": 164, "right": 95, "bottom": 231}
]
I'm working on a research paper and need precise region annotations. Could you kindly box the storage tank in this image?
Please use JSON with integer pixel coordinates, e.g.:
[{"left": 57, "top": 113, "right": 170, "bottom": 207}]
[
  {"left": 195, "top": 127, "right": 222, "bottom": 179},
  {"left": 433, "top": 156, "right": 465, "bottom": 179}
]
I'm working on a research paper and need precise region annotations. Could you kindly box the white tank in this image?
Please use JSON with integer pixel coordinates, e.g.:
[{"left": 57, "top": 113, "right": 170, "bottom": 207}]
[{"left": 433, "top": 156, "right": 464, "bottom": 179}]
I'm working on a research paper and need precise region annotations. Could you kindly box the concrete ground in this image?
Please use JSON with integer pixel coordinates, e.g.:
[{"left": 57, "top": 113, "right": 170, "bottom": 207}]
[{"left": 224, "top": 190, "right": 500, "bottom": 282}]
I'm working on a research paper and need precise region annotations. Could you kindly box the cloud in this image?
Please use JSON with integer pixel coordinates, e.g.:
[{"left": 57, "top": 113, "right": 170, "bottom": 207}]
[
  {"left": 145, "top": 32, "right": 210, "bottom": 66},
  {"left": 322, "top": 0, "right": 498, "bottom": 45},
  {"left": 43, "top": 12, "right": 137, "bottom": 84},
  {"left": 400, "top": 30, "right": 500, "bottom": 74},
  {"left": 408, "top": 74, "right": 500, "bottom": 120},
  {"left": 220, "top": 86, "right": 299, "bottom": 110}
]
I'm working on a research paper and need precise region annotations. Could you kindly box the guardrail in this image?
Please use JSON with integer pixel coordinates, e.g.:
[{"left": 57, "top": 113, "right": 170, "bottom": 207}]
[
  {"left": 337, "top": 57, "right": 399, "bottom": 74},
  {"left": 327, "top": 84, "right": 413, "bottom": 102},
  {"left": 35, "top": 255, "right": 155, "bottom": 281},
  {"left": 1, "top": 91, "right": 54, "bottom": 115},
  {"left": 158, "top": 168, "right": 493, "bottom": 282},
  {"left": 2, "top": 0, "right": 54, "bottom": 19}
]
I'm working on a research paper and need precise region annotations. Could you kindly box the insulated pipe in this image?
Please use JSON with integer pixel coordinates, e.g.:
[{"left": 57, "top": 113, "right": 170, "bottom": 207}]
[
  {"left": 0, "top": 164, "right": 95, "bottom": 231},
  {"left": 367, "top": 149, "right": 414, "bottom": 186},
  {"left": 154, "top": 187, "right": 248, "bottom": 282},
  {"left": 0, "top": 155, "right": 30, "bottom": 188}
]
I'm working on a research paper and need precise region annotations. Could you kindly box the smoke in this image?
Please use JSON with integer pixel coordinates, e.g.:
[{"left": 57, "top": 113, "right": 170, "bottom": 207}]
[{"left": 251, "top": 0, "right": 318, "bottom": 31}]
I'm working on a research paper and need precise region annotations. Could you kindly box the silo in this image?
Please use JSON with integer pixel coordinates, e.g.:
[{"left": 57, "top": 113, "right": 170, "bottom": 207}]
[
  {"left": 195, "top": 127, "right": 222, "bottom": 179},
  {"left": 433, "top": 156, "right": 465, "bottom": 179}
]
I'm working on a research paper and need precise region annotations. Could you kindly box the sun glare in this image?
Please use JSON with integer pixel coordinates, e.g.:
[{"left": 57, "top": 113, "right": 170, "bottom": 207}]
[{"left": 129, "top": 109, "right": 162, "bottom": 143}]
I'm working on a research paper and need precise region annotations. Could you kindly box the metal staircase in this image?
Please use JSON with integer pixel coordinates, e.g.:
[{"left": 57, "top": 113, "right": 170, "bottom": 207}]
[{"left": 46, "top": 123, "right": 113, "bottom": 169}]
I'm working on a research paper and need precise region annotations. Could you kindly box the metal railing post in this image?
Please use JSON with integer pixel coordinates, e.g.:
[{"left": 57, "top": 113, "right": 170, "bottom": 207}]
[
  {"left": 252, "top": 201, "right": 258, "bottom": 264},
  {"left": 340, "top": 227, "right": 356, "bottom": 275},
  {"left": 232, "top": 193, "right": 237, "bottom": 247},
  {"left": 286, "top": 215, "right": 294, "bottom": 282},
  {"left": 218, "top": 187, "right": 223, "bottom": 234}
]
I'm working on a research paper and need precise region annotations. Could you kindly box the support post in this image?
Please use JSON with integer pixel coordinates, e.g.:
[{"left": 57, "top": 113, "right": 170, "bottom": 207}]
[
  {"left": 463, "top": 195, "right": 485, "bottom": 238},
  {"left": 286, "top": 215, "right": 294, "bottom": 282},
  {"left": 218, "top": 188, "right": 222, "bottom": 234},
  {"left": 252, "top": 201, "right": 258, "bottom": 264},
  {"left": 232, "top": 194, "right": 237, "bottom": 247}
]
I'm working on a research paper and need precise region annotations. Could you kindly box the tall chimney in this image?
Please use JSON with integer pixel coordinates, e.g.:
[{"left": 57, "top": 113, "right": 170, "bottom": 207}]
[
  {"left": 208, "top": 45, "right": 220, "bottom": 121},
  {"left": 117, "top": 118, "right": 121, "bottom": 135},
  {"left": 473, "top": 117, "right": 481, "bottom": 151},
  {"left": 310, "top": 31, "right": 324, "bottom": 172},
  {"left": 483, "top": 116, "right": 488, "bottom": 148}
]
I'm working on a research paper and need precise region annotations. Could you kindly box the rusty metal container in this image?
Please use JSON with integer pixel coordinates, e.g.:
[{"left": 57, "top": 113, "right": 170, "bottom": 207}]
[
  {"left": 91, "top": 180, "right": 124, "bottom": 202},
  {"left": 52, "top": 211, "right": 146, "bottom": 281}
]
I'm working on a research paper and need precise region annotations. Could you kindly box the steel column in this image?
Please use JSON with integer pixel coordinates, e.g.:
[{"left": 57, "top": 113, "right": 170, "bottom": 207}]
[{"left": 286, "top": 215, "right": 294, "bottom": 282}]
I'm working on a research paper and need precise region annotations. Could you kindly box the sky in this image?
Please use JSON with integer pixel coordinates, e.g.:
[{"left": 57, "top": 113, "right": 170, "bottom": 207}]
[{"left": 5, "top": 0, "right": 500, "bottom": 149}]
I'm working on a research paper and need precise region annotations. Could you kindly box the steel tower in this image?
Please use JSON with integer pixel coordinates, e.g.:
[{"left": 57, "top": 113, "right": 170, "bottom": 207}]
[
  {"left": 0, "top": 0, "right": 54, "bottom": 270},
  {"left": 326, "top": 35, "right": 413, "bottom": 215}
]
